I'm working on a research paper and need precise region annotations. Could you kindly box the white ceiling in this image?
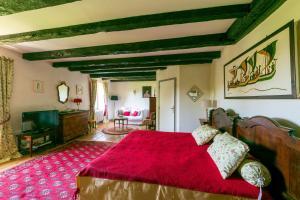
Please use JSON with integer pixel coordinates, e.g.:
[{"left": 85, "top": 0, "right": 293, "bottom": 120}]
[
  {"left": 0, "top": 0, "right": 252, "bottom": 63},
  {"left": 0, "top": 0, "right": 251, "bottom": 35}
]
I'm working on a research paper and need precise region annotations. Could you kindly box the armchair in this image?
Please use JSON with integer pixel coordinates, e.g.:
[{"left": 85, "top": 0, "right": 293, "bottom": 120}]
[{"left": 144, "top": 112, "right": 156, "bottom": 130}]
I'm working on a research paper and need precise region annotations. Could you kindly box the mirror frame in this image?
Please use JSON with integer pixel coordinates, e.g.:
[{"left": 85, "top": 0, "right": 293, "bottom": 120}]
[
  {"left": 187, "top": 85, "right": 203, "bottom": 102},
  {"left": 57, "top": 81, "right": 70, "bottom": 104}
]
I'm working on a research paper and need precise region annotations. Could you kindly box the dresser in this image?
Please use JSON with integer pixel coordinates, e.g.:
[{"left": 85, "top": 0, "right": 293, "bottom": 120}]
[{"left": 58, "top": 110, "right": 89, "bottom": 143}]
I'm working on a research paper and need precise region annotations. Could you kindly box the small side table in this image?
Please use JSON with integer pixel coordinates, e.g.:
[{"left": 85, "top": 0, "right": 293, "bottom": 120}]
[
  {"left": 199, "top": 118, "right": 209, "bottom": 125},
  {"left": 114, "top": 118, "right": 128, "bottom": 130}
]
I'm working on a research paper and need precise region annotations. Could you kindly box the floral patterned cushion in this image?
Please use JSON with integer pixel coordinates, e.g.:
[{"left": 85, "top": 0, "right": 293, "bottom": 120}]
[
  {"left": 238, "top": 159, "right": 271, "bottom": 187},
  {"left": 207, "top": 132, "right": 249, "bottom": 179},
  {"left": 191, "top": 125, "right": 218, "bottom": 145},
  {"left": 213, "top": 132, "right": 224, "bottom": 142}
]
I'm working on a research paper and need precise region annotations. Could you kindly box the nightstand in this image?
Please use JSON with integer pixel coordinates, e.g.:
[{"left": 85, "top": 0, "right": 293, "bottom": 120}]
[{"left": 199, "top": 118, "right": 209, "bottom": 125}]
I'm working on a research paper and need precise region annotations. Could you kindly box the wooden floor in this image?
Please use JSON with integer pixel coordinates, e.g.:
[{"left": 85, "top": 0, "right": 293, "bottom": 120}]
[{"left": 0, "top": 122, "right": 144, "bottom": 172}]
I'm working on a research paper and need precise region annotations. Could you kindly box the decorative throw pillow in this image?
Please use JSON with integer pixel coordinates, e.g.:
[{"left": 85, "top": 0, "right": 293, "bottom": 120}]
[
  {"left": 131, "top": 111, "right": 139, "bottom": 116},
  {"left": 207, "top": 132, "right": 249, "bottom": 179},
  {"left": 123, "top": 111, "right": 130, "bottom": 116},
  {"left": 212, "top": 132, "right": 224, "bottom": 142},
  {"left": 238, "top": 159, "right": 271, "bottom": 187},
  {"left": 192, "top": 125, "right": 218, "bottom": 145}
]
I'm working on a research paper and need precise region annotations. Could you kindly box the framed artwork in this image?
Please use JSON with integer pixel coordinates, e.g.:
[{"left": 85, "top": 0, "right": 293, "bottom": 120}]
[
  {"left": 187, "top": 85, "right": 203, "bottom": 102},
  {"left": 33, "top": 80, "right": 44, "bottom": 93},
  {"left": 224, "top": 21, "right": 296, "bottom": 99},
  {"left": 142, "top": 86, "right": 151, "bottom": 98},
  {"left": 76, "top": 84, "right": 83, "bottom": 96}
]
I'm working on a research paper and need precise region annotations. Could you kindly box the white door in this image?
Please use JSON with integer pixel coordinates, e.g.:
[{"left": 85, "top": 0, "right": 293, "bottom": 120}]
[{"left": 159, "top": 78, "right": 176, "bottom": 132}]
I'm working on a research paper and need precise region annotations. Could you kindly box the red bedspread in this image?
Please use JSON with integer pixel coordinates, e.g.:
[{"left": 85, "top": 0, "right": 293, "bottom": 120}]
[{"left": 79, "top": 130, "right": 266, "bottom": 198}]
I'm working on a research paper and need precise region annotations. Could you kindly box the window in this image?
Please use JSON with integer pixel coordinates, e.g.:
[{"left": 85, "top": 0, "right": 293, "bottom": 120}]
[{"left": 95, "top": 82, "right": 105, "bottom": 111}]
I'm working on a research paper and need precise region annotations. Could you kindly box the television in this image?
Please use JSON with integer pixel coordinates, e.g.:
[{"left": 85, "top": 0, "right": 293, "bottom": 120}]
[{"left": 22, "top": 110, "right": 59, "bottom": 132}]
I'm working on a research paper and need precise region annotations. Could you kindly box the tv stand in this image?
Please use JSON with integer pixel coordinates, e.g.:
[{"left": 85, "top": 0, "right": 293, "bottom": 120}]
[{"left": 17, "top": 128, "right": 56, "bottom": 156}]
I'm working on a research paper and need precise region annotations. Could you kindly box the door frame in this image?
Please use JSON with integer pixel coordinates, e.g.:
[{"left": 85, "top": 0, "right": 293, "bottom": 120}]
[{"left": 158, "top": 77, "right": 177, "bottom": 131}]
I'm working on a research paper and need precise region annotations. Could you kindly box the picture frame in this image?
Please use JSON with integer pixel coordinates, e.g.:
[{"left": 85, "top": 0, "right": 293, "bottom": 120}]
[
  {"left": 33, "top": 80, "right": 44, "bottom": 93},
  {"left": 142, "top": 86, "right": 151, "bottom": 98},
  {"left": 224, "top": 21, "right": 296, "bottom": 99},
  {"left": 76, "top": 84, "right": 83, "bottom": 96}
]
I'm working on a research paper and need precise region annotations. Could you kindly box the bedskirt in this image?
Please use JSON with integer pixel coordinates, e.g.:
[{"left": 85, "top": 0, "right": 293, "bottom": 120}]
[{"left": 77, "top": 177, "right": 256, "bottom": 200}]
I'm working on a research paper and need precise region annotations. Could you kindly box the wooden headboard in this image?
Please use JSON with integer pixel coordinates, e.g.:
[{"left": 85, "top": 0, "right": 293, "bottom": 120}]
[
  {"left": 237, "top": 116, "right": 300, "bottom": 200},
  {"left": 210, "top": 108, "right": 239, "bottom": 136}
]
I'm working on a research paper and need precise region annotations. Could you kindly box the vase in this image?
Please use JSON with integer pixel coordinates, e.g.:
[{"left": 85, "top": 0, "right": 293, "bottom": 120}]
[{"left": 76, "top": 103, "right": 80, "bottom": 110}]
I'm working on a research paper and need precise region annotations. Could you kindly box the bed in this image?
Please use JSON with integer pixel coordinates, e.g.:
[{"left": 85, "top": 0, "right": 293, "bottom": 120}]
[{"left": 76, "top": 108, "right": 299, "bottom": 200}]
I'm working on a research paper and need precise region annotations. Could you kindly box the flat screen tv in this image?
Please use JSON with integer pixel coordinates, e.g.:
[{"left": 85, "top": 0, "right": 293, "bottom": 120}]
[{"left": 22, "top": 110, "right": 59, "bottom": 132}]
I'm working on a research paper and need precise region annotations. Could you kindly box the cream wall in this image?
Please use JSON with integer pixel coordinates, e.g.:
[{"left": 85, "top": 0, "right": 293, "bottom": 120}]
[
  {"left": 211, "top": 0, "right": 300, "bottom": 125},
  {"left": 108, "top": 81, "right": 157, "bottom": 119},
  {"left": 0, "top": 47, "right": 89, "bottom": 132},
  {"left": 157, "top": 65, "right": 211, "bottom": 132},
  {"left": 179, "top": 64, "right": 211, "bottom": 132}
]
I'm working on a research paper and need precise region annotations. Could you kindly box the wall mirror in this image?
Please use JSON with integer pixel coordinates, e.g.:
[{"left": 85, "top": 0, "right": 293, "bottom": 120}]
[
  {"left": 57, "top": 81, "right": 70, "bottom": 104},
  {"left": 187, "top": 85, "right": 203, "bottom": 102}
]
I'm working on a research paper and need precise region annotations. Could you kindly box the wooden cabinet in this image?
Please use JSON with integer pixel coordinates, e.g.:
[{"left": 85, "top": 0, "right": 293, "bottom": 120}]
[
  {"left": 149, "top": 97, "right": 156, "bottom": 113},
  {"left": 58, "top": 110, "right": 89, "bottom": 143}
]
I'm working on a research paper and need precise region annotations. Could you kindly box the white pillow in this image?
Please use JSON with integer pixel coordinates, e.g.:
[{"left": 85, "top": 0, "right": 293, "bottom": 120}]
[
  {"left": 191, "top": 125, "right": 218, "bottom": 145},
  {"left": 207, "top": 132, "right": 249, "bottom": 179}
]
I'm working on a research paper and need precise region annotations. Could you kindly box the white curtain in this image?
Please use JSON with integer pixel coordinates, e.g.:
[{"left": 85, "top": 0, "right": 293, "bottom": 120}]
[
  {"left": 95, "top": 81, "right": 105, "bottom": 123},
  {"left": 103, "top": 81, "right": 109, "bottom": 123}
]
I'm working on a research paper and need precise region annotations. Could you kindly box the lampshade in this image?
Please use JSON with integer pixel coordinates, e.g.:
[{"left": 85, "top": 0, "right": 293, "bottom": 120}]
[{"left": 110, "top": 95, "right": 119, "bottom": 101}]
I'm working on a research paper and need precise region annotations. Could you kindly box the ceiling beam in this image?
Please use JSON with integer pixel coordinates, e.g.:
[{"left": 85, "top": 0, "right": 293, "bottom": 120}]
[
  {"left": 227, "top": 0, "right": 286, "bottom": 41},
  {"left": 0, "top": 4, "right": 249, "bottom": 43},
  {"left": 102, "top": 76, "right": 156, "bottom": 81},
  {"left": 90, "top": 72, "right": 156, "bottom": 78},
  {"left": 23, "top": 33, "right": 230, "bottom": 60},
  {"left": 80, "top": 67, "right": 166, "bottom": 74},
  {"left": 110, "top": 79, "right": 156, "bottom": 82},
  {"left": 0, "top": 0, "right": 79, "bottom": 16},
  {"left": 53, "top": 52, "right": 220, "bottom": 68},
  {"left": 68, "top": 59, "right": 212, "bottom": 71}
]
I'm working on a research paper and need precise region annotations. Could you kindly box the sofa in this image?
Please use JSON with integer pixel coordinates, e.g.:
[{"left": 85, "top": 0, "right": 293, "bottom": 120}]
[{"left": 117, "top": 107, "right": 148, "bottom": 125}]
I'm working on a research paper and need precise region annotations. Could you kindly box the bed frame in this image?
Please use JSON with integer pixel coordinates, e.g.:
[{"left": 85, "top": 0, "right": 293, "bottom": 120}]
[
  {"left": 210, "top": 108, "right": 300, "bottom": 200},
  {"left": 237, "top": 116, "right": 300, "bottom": 200},
  {"left": 210, "top": 107, "right": 239, "bottom": 135}
]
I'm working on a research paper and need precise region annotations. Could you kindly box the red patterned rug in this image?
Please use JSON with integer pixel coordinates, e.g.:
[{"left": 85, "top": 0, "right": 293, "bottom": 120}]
[
  {"left": 102, "top": 127, "right": 136, "bottom": 135},
  {"left": 0, "top": 141, "right": 114, "bottom": 200}
]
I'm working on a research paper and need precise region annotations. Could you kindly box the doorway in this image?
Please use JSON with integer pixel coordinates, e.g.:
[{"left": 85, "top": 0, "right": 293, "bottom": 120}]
[{"left": 158, "top": 78, "right": 176, "bottom": 132}]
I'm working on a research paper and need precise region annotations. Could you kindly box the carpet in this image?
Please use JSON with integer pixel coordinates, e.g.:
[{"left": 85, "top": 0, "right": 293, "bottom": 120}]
[
  {"left": 0, "top": 141, "right": 114, "bottom": 200},
  {"left": 102, "top": 127, "right": 135, "bottom": 135}
]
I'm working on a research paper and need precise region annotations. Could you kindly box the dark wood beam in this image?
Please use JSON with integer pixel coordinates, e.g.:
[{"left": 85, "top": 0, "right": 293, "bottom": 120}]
[
  {"left": 0, "top": 4, "right": 249, "bottom": 43},
  {"left": 23, "top": 33, "right": 231, "bottom": 60},
  {"left": 110, "top": 79, "right": 156, "bottom": 82},
  {"left": 0, "top": 0, "right": 79, "bottom": 16},
  {"left": 68, "top": 59, "right": 212, "bottom": 71},
  {"left": 90, "top": 72, "right": 156, "bottom": 78},
  {"left": 80, "top": 67, "right": 166, "bottom": 74},
  {"left": 102, "top": 76, "right": 156, "bottom": 81},
  {"left": 227, "top": 0, "right": 286, "bottom": 41},
  {"left": 53, "top": 52, "right": 220, "bottom": 68}
]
